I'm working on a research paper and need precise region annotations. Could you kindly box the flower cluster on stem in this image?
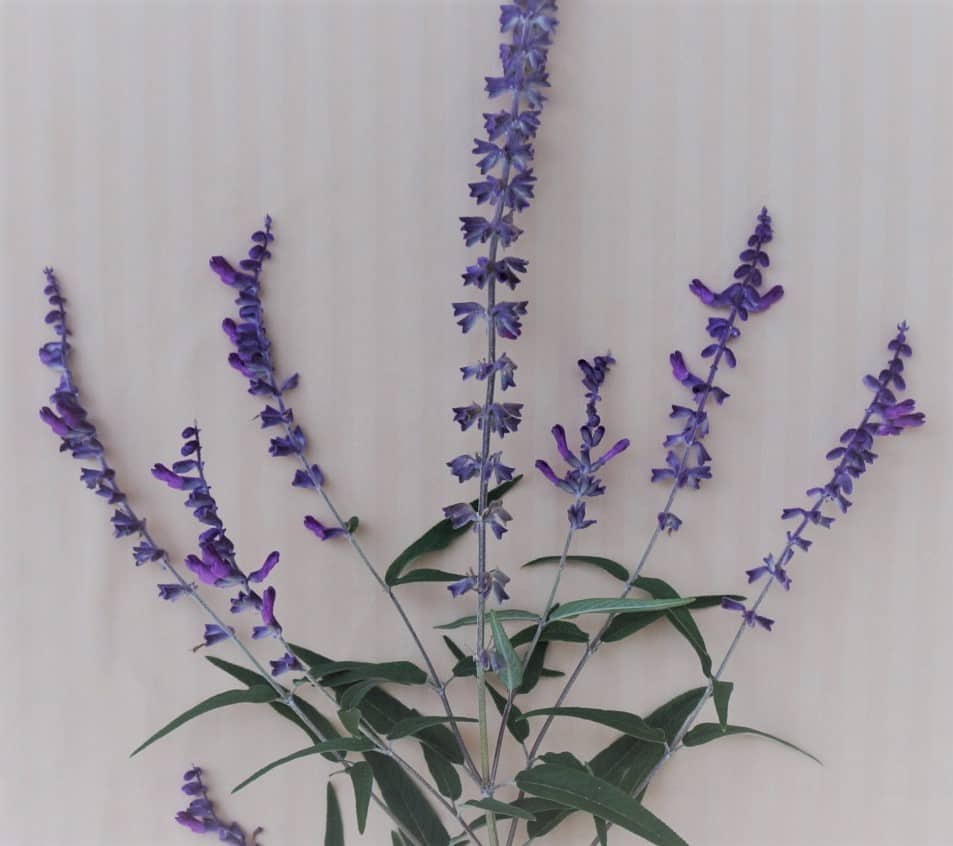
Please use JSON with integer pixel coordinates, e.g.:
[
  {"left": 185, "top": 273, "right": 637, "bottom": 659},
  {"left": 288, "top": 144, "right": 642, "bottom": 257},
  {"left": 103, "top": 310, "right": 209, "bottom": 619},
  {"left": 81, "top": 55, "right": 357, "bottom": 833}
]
[{"left": 176, "top": 767, "right": 262, "bottom": 845}]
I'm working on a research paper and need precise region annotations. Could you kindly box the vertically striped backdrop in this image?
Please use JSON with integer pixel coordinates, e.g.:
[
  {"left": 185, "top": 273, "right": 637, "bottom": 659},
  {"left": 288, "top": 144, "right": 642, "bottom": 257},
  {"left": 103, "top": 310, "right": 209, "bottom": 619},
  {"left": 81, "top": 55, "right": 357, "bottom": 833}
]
[{"left": 1, "top": 1, "right": 950, "bottom": 843}]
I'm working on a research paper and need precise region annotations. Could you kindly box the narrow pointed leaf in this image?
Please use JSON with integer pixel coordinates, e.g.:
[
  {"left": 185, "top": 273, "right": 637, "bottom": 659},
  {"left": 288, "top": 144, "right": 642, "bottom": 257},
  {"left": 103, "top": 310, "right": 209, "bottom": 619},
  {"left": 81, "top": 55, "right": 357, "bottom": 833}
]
[
  {"left": 634, "top": 577, "right": 713, "bottom": 676},
  {"left": 511, "top": 620, "right": 589, "bottom": 646},
  {"left": 487, "top": 683, "right": 529, "bottom": 742},
  {"left": 339, "top": 680, "right": 380, "bottom": 711},
  {"left": 517, "top": 707, "right": 666, "bottom": 744},
  {"left": 712, "top": 681, "right": 733, "bottom": 730},
  {"left": 130, "top": 686, "right": 276, "bottom": 757},
  {"left": 523, "top": 555, "right": 629, "bottom": 582},
  {"left": 387, "top": 715, "right": 479, "bottom": 740},
  {"left": 548, "top": 597, "right": 692, "bottom": 622},
  {"left": 489, "top": 609, "right": 523, "bottom": 691},
  {"left": 325, "top": 782, "right": 344, "bottom": 846},
  {"left": 339, "top": 708, "right": 363, "bottom": 736},
  {"left": 353, "top": 686, "right": 463, "bottom": 764},
  {"left": 435, "top": 609, "right": 539, "bottom": 630},
  {"left": 423, "top": 745, "right": 462, "bottom": 801},
  {"left": 205, "top": 656, "right": 340, "bottom": 756},
  {"left": 365, "top": 751, "right": 450, "bottom": 846},
  {"left": 348, "top": 761, "right": 373, "bottom": 834},
  {"left": 232, "top": 739, "right": 377, "bottom": 794},
  {"left": 393, "top": 569, "right": 467, "bottom": 585},
  {"left": 528, "top": 688, "right": 706, "bottom": 839},
  {"left": 515, "top": 764, "right": 687, "bottom": 846},
  {"left": 682, "top": 723, "right": 821, "bottom": 764},
  {"left": 595, "top": 816, "right": 608, "bottom": 846},
  {"left": 464, "top": 798, "right": 537, "bottom": 821},
  {"left": 386, "top": 476, "right": 522, "bottom": 585},
  {"left": 299, "top": 658, "right": 427, "bottom": 688}
]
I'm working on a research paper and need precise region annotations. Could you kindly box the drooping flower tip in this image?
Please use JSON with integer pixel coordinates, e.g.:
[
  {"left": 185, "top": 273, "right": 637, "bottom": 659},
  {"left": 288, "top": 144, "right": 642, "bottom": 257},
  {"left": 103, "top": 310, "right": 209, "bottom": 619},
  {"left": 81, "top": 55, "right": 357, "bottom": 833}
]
[{"left": 303, "top": 515, "right": 347, "bottom": 541}]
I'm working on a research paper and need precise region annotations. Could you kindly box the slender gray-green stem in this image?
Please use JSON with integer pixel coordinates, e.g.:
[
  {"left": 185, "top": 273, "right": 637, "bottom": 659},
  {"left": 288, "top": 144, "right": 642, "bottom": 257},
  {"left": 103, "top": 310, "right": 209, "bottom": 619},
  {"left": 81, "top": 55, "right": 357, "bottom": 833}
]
[
  {"left": 470, "top": 56, "right": 526, "bottom": 846},
  {"left": 489, "top": 519, "right": 577, "bottom": 787}
]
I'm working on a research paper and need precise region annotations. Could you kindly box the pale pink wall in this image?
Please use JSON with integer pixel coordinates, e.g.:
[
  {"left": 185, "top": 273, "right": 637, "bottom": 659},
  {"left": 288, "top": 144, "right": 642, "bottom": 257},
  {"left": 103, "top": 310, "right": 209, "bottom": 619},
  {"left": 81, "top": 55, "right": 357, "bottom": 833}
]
[{"left": 2, "top": 1, "right": 951, "bottom": 844}]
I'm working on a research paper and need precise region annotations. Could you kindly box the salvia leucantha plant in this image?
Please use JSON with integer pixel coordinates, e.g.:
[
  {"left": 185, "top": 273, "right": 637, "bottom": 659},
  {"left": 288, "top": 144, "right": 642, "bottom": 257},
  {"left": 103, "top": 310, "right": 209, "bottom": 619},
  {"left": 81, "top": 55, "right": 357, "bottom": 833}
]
[{"left": 36, "top": 2, "right": 926, "bottom": 845}]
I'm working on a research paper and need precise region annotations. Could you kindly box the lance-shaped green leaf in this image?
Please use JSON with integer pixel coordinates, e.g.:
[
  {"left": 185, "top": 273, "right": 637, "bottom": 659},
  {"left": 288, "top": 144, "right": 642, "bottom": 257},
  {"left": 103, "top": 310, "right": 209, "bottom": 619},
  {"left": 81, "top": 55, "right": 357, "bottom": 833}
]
[
  {"left": 348, "top": 761, "right": 373, "bottom": 834},
  {"left": 422, "top": 745, "right": 462, "bottom": 801},
  {"left": 387, "top": 715, "right": 479, "bottom": 740},
  {"left": 339, "top": 680, "right": 381, "bottom": 711},
  {"left": 298, "top": 658, "right": 428, "bottom": 688},
  {"left": 517, "top": 707, "right": 666, "bottom": 744},
  {"left": 634, "top": 576, "right": 714, "bottom": 676},
  {"left": 392, "top": 569, "right": 466, "bottom": 586},
  {"left": 365, "top": 751, "right": 450, "bottom": 846},
  {"left": 712, "top": 680, "right": 733, "bottom": 730},
  {"left": 435, "top": 609, "right": 539, "bottom": 630},
  {"left": 232, "top": 738, "right": 378, "bottom": 794},
  {"left": 463, "top": 798, "right": 537, "bottom": 821},
  {"left": 682, "top": 723, "right": 822, "bottom": 764},
  {"left": 511, "top": 620, "right": 589, "bottom": 646},
  {"left": 489, "top": 609, "right": 523, "bottom": 691},
  {"left": 515, "top": 764, "right": 688, "bottom": 846},
  {"left": 523, "top": 555, "right": 629, "bottom": 582},
  {"left": 487, "top": 683, "right": 529, "bottom": 742},
  {"left": 339, "top": 708, "right": 363, "bottom": 736},
  {"left": 205, "top": 656, "right": 340, "bottom": 757},
  {"left": 548, "top": 597, "right": 693, "bottom": 622},
  {"left": 385, "top": 476, "right": 522, "bottom": 585},
  {"left": 527, "top": 688, "right": 707, "bottom": 839},
  {"left": 325, "top": 782, "right": 344, "bottom": 846},
  {"left": 130, "top": 686, "right": 277, "bottom": 757}
]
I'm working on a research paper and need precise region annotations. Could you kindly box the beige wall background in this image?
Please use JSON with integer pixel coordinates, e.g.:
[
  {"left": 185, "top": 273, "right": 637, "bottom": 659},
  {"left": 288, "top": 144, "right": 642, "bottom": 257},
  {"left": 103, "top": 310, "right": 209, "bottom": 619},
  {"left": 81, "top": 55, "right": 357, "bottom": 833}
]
[{"left": 2, "top": 0, "right": 951, "bottom": 844}]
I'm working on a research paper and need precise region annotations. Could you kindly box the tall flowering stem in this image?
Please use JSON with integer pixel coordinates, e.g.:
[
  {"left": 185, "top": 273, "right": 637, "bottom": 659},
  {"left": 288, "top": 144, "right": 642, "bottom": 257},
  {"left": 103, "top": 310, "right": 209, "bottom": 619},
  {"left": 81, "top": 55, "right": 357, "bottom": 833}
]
[
  {"left": 586, "top": 322, "right": 924, "bottom": 842},
  {"left": 210, "top": 218, "right": 482, "bottom": 783},
  {"left": 488, "top": 355, "right": 629, "bottom": 784},
  {"left": 444, "top": 3, "right": 558, "bottom": 831}
]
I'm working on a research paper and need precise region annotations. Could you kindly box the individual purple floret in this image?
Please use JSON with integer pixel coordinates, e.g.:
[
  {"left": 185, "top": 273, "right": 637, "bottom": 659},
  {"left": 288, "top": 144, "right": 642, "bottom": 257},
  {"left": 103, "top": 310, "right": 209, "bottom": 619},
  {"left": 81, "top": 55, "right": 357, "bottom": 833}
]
[
  {"left": 447, "top": 568, "right": 511, "bottom": 604},
  {"left": 535, "top": 354, "right": 630, "bottom": 530},
  {"left": 652, "top": 208, "right": 784, "bottom": 530},
  {"left": 720, "top": 598, "right": 775, "bottom": 631},
  {"left": 175, "top": 767, "right": 262, "bottom": 845},
  {"left": 726, "top": 321, "right": 924, "bottom": 632}
]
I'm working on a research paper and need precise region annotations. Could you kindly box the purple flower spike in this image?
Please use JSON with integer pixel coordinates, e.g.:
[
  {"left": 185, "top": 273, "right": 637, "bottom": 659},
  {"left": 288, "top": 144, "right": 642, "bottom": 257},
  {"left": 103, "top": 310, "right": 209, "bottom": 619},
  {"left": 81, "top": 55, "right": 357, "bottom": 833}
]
[
  {"left": 652, "top": 209, "right": 783, "bottom": 504},
  {"left": 175, "top": 768, "right": 260, "bottom": 845},
  {"left": 304, "top": 515, "right": 347, "bottom": 541},
  {"left": 536, "top": 354, "right": 630, "bottom": 529},
  {"left": 731, "top": 322, "right": 924, "bottom": 631},
  {"left": 445, "top": 1, "right": 559, "bottom": 544}
]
